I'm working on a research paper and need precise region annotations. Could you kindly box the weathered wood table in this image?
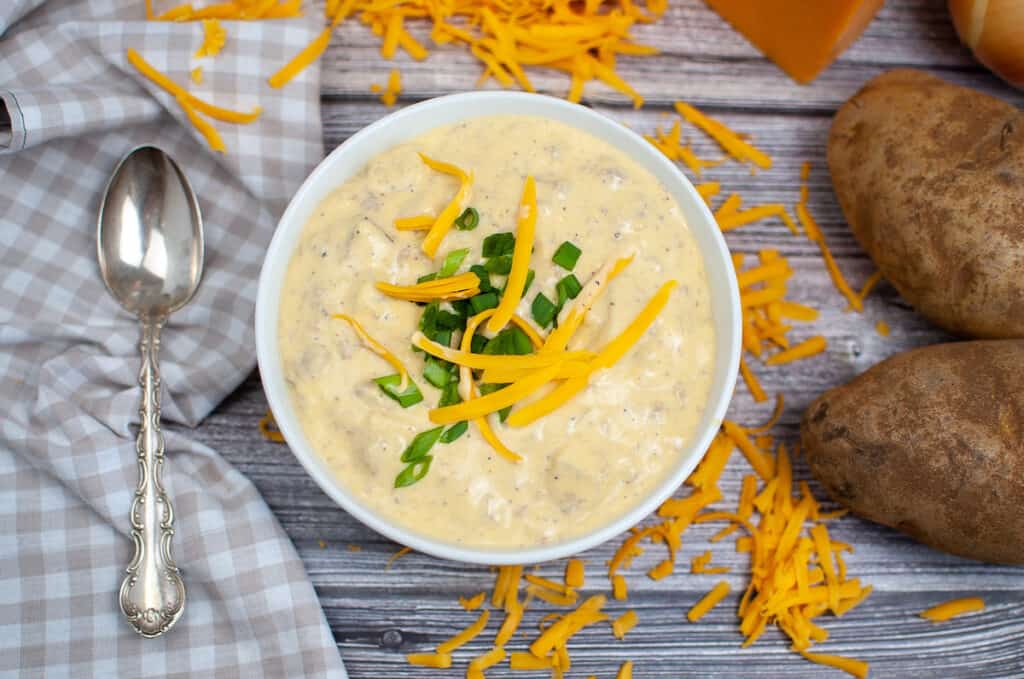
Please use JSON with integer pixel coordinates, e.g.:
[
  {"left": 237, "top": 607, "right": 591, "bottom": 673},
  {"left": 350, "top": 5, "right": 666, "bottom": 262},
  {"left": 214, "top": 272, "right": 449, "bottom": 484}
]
[{"left": 189, "top": 1, "right": 1024, "bottom": 675}]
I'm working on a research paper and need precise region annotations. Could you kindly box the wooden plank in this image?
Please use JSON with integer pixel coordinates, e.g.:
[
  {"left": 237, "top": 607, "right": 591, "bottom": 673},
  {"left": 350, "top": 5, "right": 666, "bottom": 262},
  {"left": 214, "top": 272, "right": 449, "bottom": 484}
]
[{"left": 183, "top": 0, "right": 1024, "bottom": 675}]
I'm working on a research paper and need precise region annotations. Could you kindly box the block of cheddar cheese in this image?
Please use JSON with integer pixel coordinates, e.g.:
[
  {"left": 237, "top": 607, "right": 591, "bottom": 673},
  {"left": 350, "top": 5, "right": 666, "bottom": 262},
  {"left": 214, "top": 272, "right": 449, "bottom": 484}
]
[{"left": 705, "top": 0, "right": 885, "bottom": 84}]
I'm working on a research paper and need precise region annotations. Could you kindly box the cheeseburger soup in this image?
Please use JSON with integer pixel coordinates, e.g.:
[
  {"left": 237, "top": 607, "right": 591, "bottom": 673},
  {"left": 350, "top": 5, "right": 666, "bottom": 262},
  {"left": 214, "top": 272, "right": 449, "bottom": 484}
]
[{"left": 278, "top": 115, "right": 715, "bottom": 549}]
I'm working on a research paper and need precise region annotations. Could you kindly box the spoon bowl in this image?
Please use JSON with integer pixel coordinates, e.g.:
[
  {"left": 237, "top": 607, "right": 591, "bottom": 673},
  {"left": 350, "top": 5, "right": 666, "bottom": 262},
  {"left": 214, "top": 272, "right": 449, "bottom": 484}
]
[
  {"left": 98, "top": 146, "right": 203, "bottom": 318},
  {"left": 97, "top": 145, "right": 204, "bottom": 638}
]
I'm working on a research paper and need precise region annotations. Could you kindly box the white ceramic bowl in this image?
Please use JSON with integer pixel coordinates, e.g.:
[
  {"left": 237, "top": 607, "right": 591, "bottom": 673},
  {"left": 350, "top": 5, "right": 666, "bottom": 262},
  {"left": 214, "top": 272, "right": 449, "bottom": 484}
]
[{"left": 256, "top": 91, "right": 741, "bottom": 565}]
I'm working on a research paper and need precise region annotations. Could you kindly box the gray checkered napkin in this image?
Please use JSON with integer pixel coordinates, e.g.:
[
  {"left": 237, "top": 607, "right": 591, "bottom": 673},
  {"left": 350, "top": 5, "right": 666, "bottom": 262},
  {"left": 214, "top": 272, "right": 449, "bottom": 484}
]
[{"left": 0, "top": 1, "right": 347, "bottom": 677}]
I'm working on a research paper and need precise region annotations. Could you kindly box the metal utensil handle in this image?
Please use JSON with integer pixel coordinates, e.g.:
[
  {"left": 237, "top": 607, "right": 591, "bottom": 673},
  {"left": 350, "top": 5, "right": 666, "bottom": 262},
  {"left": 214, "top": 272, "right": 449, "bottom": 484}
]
[{"left": 119, "top": 318, "right": 185, "bottom": 637}]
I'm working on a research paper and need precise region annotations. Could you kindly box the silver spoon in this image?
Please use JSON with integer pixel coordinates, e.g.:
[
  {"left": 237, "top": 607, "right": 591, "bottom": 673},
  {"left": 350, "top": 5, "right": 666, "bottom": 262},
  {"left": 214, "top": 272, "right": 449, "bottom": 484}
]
[{"left": 98, "top": 146, "right": 203, "bottom": 638}]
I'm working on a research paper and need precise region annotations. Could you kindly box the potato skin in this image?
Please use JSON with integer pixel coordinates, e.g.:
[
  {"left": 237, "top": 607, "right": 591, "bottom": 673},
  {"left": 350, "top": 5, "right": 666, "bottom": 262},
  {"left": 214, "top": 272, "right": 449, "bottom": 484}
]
[
  {"left": 801, "top": 340, "right": 1024, "bottom": 564},
  {"left": 828, "top": 68, "right": 1024, "bottom": 338}
]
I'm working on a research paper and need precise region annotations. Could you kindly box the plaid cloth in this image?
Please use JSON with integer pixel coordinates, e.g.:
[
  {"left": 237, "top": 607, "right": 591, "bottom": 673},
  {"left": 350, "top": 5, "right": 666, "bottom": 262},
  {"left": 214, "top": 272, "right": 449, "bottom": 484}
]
[{"left": 0, "top": 2, "right": 347, "bottom": 677}]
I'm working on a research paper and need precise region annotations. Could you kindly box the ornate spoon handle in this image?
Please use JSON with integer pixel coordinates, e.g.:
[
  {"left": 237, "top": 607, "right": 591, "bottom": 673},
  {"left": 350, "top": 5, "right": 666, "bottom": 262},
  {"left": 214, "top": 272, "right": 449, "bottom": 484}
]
[{"left": 119, "top": 318, "right": 185, "bottom": 638}]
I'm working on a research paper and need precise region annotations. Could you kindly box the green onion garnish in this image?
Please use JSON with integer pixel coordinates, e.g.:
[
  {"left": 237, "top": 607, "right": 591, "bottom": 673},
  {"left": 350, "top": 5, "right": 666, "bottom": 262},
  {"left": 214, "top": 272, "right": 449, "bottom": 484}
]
[
  {"left": 440, "top": 421, "right": 468, "bottom": 443},
  {"left": 454, "top": 207, "right": 480, "bottom": 231},
  {"left": 552, "top": 241, "right": 582, "bottom": 270},
  {"left": 374, "top": 375, "right": 424, "bottom": 408},
  {"left": 470, "top": 334, "right": 487, "bottom": 353},
  {"left": 432, "top": 329, "right": 453, "bottom": 347},
  {"left": 556, "top": 273, "right": 583, "bottom": 305},
  {"left": 523, "top": 269, "right": 536, "bottom": 296},
  {"left": 417, "top": 272, "right": 437, "bottom": 284},
  {"left": 438, "top": 248, "right": 470, "bottom": 277},
  {"left": 434, "top": 309, "right": 462, "bottom": 330},
  {"left": 483, "top": 327, "right": 533, "bottom": 355},
  {"left": 479, "top": 383, "right": 512, "bottom": 421},
  {"left": 484, "top": 254, "right": 513, "bottom": 275},
  {"left": 439, "top": 381, "right": 463, "bottom": 407},
  {"left": 482, "top": 232, "right": 516, "bottom": 257},
  {"left": 400, "top": 426, "right": 445, "bottom": 462},
  {"left": 470, "top": 265, "right": 493, "bottom": 292},
  {"left": 469, "top": 292, "right": 499, "bottom": 314},
  {"left": 423, "top": 356, "right": 451, "bottom": 389},
  {"left": 532, "top": 292, "right": 558, "bottom": 328},
  {"left": 395, "top": 456, "right": 433, "bottom": 488}
]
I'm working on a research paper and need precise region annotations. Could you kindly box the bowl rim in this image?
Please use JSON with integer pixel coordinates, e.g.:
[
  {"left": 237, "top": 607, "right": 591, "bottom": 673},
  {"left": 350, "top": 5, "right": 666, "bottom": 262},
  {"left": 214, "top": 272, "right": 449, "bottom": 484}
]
[{"left": 256, "top": 91, "right": 741, "bottom": 565}]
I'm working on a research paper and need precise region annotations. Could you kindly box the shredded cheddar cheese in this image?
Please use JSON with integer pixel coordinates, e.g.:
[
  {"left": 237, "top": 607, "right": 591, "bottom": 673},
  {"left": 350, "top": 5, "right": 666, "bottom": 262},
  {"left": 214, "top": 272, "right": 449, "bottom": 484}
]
[
  {"left": 406, "top": 653, "right": 452, "bottom": 668},
  {"left": 488, "top": 175, "right": 537, "bottom": 332},
  {"left": 195, "top": 18, "right": 227, "bottom": 58},
  {"left": 691, "top": 550, "right": 730, "bottom": 575},
  {"left": 616, "top": 661, "right": 634, "bottom": 679},
  {"left": 612, "top": 574, "right": 628, "bottom": 600},
  {"left": 674, "top": 101, "right": 772, "bottom": 170},
  {"left": 644, "top": 120, "right": 724, "bottom": 175},
  {"left": 529, "top": 595, "right": 608, "bottom": 657},
  {"left": 268, "top": 15, "right": 341, "bottom": 89},
  {"left": 458, "top": 310, "right": 521, "bottom": 463},
  {"left": 459, "top": 592, "right": 486, "bottom": 610},
  {"left": 385, "top": 546, "right": 412, "bottom": 568},
  {"left": 919, "top": 597, "right": 985, "bottom": 622},
  {"left": 258, "top": 410, "right": 285, "bottom": 442},
  {"left": 565, "top": 559, "right": 585, "bottom": 589},
  {"left": 875, "top": 320, "right": 890, "bottom": 337},
  {"left": 507, "top": 279, "right": 675, "bottom": 427},
  {"left": 190, "top": 66, "right": 203, "bottom": 84},
  {"left": 376, "top": 272, "right": 481, "bottom": 302},
  {"left": 394, "top": 214, "right": 435, "bottom": 230},
  {"left": 688, "top": 581, "right": 731, "bottom": 622},
  {"left": 856, "top": 270, "right": 884, "bottom": 306},
  {"left": 611, "top": 610, "right": 638, "bottom": 639},
  {"left": 377, "top": 68, "right": 402, "bottom": 106},
  {"left": 764, "top": 336, "right": 827, "bottom": 365},
  {"left": 437, "top": 609, "right": 490, "bottom": 654},
  {"left": 417, "top": 153, "right": 473, "bottom": 258},
  {"left": 126, "top": 48, "right": 260, "bottom": 153},
  {"left": 798, "top": 651, "right": 869, "bottom": 679}
]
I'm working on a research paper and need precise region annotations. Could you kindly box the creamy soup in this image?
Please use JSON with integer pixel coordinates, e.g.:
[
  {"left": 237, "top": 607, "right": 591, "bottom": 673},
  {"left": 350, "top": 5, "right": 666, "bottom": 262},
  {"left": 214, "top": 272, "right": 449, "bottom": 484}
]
[{"left": 278, "top": 115, "right": 715, "bottom": 549}]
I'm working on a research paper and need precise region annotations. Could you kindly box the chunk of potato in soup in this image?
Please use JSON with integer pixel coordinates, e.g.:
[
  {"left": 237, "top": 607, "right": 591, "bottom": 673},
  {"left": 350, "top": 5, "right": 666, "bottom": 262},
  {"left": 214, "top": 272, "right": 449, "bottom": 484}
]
[{"left": 278, "top": 115, "right": 715, "bottom": 549}]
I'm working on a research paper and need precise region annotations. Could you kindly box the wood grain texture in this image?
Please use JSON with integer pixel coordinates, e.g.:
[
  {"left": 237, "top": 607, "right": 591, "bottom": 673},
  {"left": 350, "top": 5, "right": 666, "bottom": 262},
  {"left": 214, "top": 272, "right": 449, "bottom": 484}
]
[{"left": 181, "top": 1, "right": 1024, "bottom": 676}]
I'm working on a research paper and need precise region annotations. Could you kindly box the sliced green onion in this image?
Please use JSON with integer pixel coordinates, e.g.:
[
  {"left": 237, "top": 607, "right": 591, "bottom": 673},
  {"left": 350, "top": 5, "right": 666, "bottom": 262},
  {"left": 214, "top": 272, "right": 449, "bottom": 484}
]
[
  {"left": 374, "top": 375, "right": 424, "bottom": 408},
  {"left": 434, "top": 309, "right": 462, "bottom": 330},
  {"left": 508, "top": 326, "right": 533, "bottom": 354},
  {"left": 470, "top": 265, "right": 493, "bottom": 292},
  {"left": 484, "top": 255, "right": 513, "bottom": 275},
  {"left": 469, "top": 292, "right": 499, "bottom": 314},
  {"left": 419, "top": 302, "right": 439, "bottom": 332},
  {"left": 556, "top": 273, "right": 583, "bottom": 305},
  {"left": 523, "top": 269, "right": 536, "bottom": 296},
  {"left": 423, "top": 357, "right": 451, "bottom": 389},
  {"left": 439, "top": 248, "right": 470, "bottom": 277},
  {"left": 482, "top": 232, "right": 515, "bottom": 257},
  {"left": 439, "top": 381, "right": 463, "bottom": 407},
  {"left": 483, "top": 327, "right": 533, "bottom": 355},
  {"left": 479, "top": 383, "right": 512, "bottom": 422},
  {"left": 532, "top": 292, "right": 558, "bottom": 328},
  {"left": 470, "top": 334, "right": 487, "bottom": 353},
  {"left": 432, "top": 329, "right": 452, "bottom": 347},
  {"left": 450, "top": 299, "right": 471, "bottom": 318},
  {"left": 417, "top": 272, "right": 437, "bottom": 284},
  {"left": 454, "top": 207, "right": 480, "bottom": 231},
  {"left": 552, "top": 241, "right": 582, "bottom": 270},
  {"left": 440, "top": 421, "right": 468, "bottom": 443},
  {"left": 395, "top": 456, "right": 433, "bottom": 488},
  {"left": 400, "top": 426, "right": 445, "bottom": 462}
]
